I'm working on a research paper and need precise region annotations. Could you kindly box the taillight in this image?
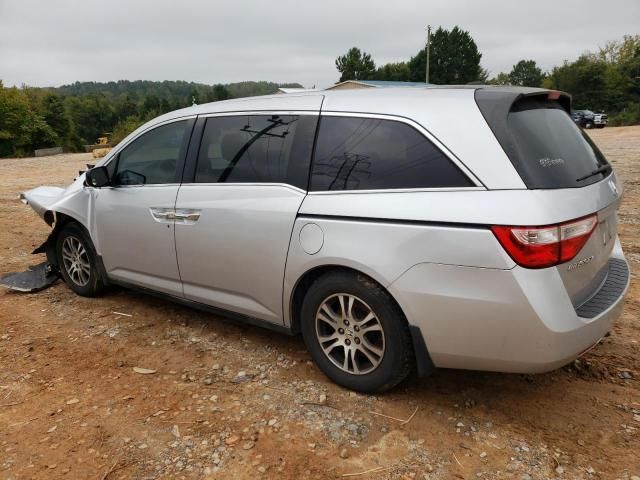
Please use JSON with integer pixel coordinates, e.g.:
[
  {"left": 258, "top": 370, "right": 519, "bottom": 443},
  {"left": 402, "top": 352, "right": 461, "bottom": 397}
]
[{"left": 491, "top": 215, "right": 598, "bottom": 268}]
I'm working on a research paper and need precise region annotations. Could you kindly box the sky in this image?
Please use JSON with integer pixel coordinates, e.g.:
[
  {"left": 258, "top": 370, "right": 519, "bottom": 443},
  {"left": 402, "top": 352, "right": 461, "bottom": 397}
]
[{"left": 1, "top": 0, "right": 638, "bottom": 89}]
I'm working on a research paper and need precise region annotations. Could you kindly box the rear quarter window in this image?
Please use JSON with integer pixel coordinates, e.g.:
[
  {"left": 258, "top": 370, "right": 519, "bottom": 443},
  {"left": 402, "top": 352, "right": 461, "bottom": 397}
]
[{"left": 310, "top": 116, "right": 473, "bottom": 191}]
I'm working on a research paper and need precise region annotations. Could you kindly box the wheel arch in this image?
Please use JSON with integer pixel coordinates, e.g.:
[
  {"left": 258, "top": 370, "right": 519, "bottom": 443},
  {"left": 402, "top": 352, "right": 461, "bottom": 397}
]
[
  {"left": 36, "top": 211, "right": 108, "bottom": 284},
  {"left": 35, "top": 211, "right": 86, "bottom": 267},
  {"left": 287, "top": 264, "right": 435, "bottom": 377}
]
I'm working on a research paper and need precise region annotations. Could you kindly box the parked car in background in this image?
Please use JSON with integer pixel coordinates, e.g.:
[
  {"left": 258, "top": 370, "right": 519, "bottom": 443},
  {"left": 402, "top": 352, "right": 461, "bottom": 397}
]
[
  {"left": 572, "top": 109, "right": 608, "bottom": 129},
  {"left": 21, "top": 86, "right": 629, "bottom": 393}
]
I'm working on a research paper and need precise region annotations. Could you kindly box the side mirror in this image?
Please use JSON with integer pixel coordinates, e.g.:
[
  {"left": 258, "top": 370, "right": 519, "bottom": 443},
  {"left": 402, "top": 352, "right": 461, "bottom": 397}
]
[{"left": 85, "top": 166, "right": 111, "bottom": 188}]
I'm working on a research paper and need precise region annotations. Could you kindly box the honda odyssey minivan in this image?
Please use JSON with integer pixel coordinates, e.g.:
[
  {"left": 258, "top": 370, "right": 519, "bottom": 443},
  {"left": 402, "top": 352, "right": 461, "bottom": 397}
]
[{"left": 22, "top": 86, "right": 630, "bottom": 392}]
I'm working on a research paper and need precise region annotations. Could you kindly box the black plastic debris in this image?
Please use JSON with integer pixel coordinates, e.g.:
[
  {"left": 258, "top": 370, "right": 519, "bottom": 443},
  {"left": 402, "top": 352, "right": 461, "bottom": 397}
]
[{"left": 0, "top": 262, "right": 58, "bottom": 293}]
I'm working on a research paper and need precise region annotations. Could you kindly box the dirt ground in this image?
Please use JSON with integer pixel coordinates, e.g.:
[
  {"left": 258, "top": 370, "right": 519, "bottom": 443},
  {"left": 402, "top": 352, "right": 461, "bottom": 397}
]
[{"left": 1, "top": 127, "right": 639, "bottom": 480}]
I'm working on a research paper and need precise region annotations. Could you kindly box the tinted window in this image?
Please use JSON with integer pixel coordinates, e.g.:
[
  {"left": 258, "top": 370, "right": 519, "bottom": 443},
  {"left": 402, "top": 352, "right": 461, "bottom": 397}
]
[
  {"left": 114, "top": 120, "right": 190, "bottom": 185},
  {"left": 507, "top": 99, "right": 610, "bottom": 188},
  {"left": 310, "top": 116, "right": 472, "bottom": 191},
  {"left": 195, "top": 115, "right": 316, "bottom": 189}
]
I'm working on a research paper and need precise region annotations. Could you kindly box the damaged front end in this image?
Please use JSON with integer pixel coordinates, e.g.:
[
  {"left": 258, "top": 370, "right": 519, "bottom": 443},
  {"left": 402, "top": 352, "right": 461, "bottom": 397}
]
[
  {"left": 20, "top": 186, "right": 67, "bottom": 226},
  {"left": 2, "top": 171, "right": 93, "bottom": 293}
]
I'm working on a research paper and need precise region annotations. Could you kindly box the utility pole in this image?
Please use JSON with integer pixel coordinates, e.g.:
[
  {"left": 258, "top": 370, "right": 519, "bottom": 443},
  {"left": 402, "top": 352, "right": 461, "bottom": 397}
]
[{"left": 425, "top": 25, "right": 431, "bottom": 84}]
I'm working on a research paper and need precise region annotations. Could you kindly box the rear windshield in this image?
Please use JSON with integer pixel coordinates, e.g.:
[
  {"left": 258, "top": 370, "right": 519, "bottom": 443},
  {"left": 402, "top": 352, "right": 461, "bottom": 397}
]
[
  {"left": 506, "top": 98, "right": 610, "bottom": 188},
  {"left": 507, "top": 99, "right": 610, "bottom": 188}
]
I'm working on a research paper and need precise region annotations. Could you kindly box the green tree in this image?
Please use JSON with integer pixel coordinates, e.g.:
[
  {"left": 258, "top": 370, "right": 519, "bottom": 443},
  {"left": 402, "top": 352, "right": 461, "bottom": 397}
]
[
  {"left": 42, "top": 94, "right": 71, "bottom": 143},
  {"left": 488, "top": 72, "right": 511, "bottom": 85},
  {"left": 213, "top": 84, "right": 230, "bottom": 101},
  {"left": 373, "top": 62, "right": 410, "bottom": 81},
  {"left": 111, "top": 115, "right": 144, "bottom": 144},
  {"left": 160, "top": 98, "right": 171, "bottom": 113},
  {"left": 596, "top": 35, "right": 640, "bottom": 64},
  {"left": 0, "top": 79, "right": 311, "bottom": 157},
  {"left": 65, "top": 93, "right": 115, "bottom": 144},
  {"left": 114, "top": 94, "right": 138, "bottom": 121},
  {"left": 29, "top": 115, "right": 58, "bottom": 150},
  {"left": 0, "top": 83, "right": 57, "bottom": 156},
  {"left": 141, "top": 94, "right": 161, "bottom": 116},
  {"left": 408, "top": 26, "right": 484, "bottom": 84},
  {"left": 335, "top": 47, "right": 376, "bottom": 82},
  {"left": 545, "top": 56, "right": 608, "bottom": 111},
  {"left": 508, "top": 60, "right": 544, "bottom": 87},
  {"left": 0, "top": 84, "right": 31, "bottom": 156}
]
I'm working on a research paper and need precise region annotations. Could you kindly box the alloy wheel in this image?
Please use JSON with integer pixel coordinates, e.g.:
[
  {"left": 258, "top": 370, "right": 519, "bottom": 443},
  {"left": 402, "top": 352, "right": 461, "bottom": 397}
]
[
  {"left": 61, "top": 236, "right": 91, "bottom": 287},
  {"left": 315, "top": 293, "right": 386, "bottom": 375}
]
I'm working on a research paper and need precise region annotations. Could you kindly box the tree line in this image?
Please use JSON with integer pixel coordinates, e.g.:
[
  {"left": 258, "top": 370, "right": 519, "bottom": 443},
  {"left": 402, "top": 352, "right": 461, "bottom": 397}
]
[
  {"left": 0, "top": 80, "right": 302, "bottom": 157},
  {"left": 336, "top": 29, "right": 640, "bottom": 126}
]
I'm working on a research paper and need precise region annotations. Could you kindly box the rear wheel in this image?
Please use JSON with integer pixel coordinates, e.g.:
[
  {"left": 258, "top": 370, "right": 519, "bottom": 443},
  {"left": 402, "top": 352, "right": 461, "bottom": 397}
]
[
  {"left": 56, "top": 223, "right": 105, "bottom": 297},
  {"left": 585, "top": 121, "right": 594, "bottom": 129},
  {"left": 300, "top": 271, "right": 413, "bottom": 393}
]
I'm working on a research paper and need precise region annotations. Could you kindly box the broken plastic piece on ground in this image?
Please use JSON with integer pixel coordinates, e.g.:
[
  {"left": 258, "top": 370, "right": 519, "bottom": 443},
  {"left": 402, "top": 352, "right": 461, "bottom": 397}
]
[{"left": 0, "top": 262, "right": 59, "bottom": 293}]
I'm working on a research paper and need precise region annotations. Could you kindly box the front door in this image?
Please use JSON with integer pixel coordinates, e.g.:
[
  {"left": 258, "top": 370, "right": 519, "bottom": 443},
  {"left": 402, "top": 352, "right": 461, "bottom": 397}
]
[
  {"left": 174, "top": 113, "right": 318, "bottom": 324},
  {"left": 93, "top": 118, "right": 194, "bottom": 296}
]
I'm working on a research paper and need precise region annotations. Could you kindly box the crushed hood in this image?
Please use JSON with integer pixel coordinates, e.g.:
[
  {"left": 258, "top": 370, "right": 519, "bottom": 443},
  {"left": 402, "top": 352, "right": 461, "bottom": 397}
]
[{"left": 21, "top": 173, "right": 89, "bottom": 226}]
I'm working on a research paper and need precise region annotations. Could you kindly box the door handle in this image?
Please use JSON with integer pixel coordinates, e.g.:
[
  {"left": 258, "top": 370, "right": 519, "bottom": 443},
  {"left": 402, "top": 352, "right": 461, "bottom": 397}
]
[
  {"left": 150, "top": 208, "right": 200, "bottom": 224},
  {"left": 174, "top": 209, "right": 201, "bottom": 224},
  {"left": 150, "top": 208, "right": 175, "bottom": 222}
]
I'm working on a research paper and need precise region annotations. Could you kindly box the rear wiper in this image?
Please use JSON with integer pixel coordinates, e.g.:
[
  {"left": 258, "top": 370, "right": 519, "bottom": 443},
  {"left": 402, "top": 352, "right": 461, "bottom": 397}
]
[{"left": 576, "top": 164, "right": 611, "bottom": 182}]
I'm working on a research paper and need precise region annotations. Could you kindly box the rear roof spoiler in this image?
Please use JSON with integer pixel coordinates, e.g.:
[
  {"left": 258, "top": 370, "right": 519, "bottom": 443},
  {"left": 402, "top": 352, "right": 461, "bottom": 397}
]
[{"left": 475, "top": 87, "right": 572, "bottom": 126}]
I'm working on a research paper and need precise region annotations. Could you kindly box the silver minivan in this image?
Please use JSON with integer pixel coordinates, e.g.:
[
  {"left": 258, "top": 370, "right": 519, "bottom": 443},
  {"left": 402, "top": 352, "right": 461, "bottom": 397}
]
[{"left": 22, "top": 86, "right": 630, "bottom": 392}]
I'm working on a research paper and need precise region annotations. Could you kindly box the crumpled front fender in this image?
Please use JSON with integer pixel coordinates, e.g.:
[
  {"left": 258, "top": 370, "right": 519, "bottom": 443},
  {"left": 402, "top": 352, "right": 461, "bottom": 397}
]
[
  {"left": 20, "top": 186, "right": 66, "bottom": 224},
  {"left": 21, "top": 174, "right": 90, "bottom": 228}
]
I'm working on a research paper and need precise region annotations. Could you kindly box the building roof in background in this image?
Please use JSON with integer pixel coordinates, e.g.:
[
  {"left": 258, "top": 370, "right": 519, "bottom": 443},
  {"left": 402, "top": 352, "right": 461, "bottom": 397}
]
[
  {"left": 276, "top": 87, "right": 319, "bottom": 94},
  {"left": 326, "top": 80, "right": 430, "bottom": 90}
]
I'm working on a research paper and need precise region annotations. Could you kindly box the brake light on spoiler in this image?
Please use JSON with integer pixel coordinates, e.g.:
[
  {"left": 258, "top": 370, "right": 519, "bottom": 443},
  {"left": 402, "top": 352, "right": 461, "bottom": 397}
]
[{"left": 491, "top": 215, "right": 598, "bottom": 268}]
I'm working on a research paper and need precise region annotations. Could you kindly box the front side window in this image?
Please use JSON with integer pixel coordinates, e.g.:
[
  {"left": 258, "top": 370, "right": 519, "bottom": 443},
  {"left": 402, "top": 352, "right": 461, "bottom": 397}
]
[
  {"left": 114, "top": 120, "right": 190, "bottom": 185},
  {"left": 195, "top": 114, "right": 316, "bottom": 189},
  {"left": 310, "top": 116, "right": 473, "bottom": 191}
]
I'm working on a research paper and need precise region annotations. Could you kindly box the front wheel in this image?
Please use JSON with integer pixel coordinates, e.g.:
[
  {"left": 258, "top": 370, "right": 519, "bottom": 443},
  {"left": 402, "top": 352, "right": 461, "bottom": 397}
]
[
  {"left": 585, "top": 121, "right": 594, "bottom": 129},
  {"left": 300, "top": 271, "right": 413, "bottom": 393},
  {"left": 56, "top": 223, "right": 105, "bottom": 297}
]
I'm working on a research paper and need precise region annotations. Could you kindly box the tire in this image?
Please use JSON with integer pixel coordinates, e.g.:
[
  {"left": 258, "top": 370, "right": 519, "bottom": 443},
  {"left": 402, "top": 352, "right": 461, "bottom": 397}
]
[
  {"left": 56, "top": 223, "right": 105, "bottom": 297},
  {"left": 300, "top": 271, "right": 413, "bottom": 393},
  {"left": 585, "top": 121, "right": 594, "bottom": 129}
]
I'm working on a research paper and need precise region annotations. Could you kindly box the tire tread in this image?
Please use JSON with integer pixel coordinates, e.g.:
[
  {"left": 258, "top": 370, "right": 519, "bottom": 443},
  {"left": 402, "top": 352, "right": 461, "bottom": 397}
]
[{"left": 302, "top": 270, "right": 414, "bottom": 393}]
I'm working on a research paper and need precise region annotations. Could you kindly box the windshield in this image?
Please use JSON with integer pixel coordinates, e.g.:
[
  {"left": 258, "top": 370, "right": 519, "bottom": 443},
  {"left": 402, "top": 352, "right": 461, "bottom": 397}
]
[{"left": 506, "top": 98, "right": 610, "bottom": 188}]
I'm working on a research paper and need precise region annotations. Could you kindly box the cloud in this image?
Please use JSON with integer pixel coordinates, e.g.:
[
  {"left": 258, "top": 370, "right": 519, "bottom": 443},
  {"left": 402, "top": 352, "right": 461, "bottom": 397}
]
[{"left": 1, "top": 0, "right": 638, "bottom": 88}]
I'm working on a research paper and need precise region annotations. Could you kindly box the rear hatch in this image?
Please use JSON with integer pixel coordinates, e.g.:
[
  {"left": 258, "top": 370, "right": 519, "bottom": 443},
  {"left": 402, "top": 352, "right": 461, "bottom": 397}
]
[{"left": 475, "top": 88, "right": 620, "bottom": 307}]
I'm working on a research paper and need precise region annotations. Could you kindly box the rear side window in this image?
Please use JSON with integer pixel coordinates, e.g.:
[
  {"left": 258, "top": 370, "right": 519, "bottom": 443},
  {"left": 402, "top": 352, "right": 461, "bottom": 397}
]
[
  {"left": 489, "top": 97, "right": 609, "bottom": 189},
  {"left": 310, "top": 116, "right": 473, "bottom": 191},
  {"left": 195, "top": 114, "right": 317, "bottom": 189}
]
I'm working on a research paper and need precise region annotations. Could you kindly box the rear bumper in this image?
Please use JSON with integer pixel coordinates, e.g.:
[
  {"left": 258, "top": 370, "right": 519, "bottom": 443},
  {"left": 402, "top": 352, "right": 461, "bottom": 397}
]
[{"left": 389, "top": 241, "right": 630, "bottom": 374}]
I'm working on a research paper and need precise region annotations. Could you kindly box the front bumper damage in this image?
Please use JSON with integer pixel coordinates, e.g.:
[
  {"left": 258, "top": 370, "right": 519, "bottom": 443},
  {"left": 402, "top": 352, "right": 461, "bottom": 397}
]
[
  {"left": 4, "top": 178, "right": 88, "bottom": 293},
  {"left": 0, "top": 262, "right": 58, "bottom": 293},
  {"left": 20, "top": 186, "right": 66, "bottom": 225}
]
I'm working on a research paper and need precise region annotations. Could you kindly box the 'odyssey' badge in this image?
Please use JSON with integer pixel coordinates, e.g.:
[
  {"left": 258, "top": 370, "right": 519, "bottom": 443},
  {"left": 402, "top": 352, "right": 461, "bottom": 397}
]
[{"left": 568, "top": 255, "right": 595, "bottom": 271}]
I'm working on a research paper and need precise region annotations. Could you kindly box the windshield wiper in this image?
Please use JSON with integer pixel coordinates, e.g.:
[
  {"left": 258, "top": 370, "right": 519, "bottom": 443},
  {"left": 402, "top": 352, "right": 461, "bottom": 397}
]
[{"left": 576, "top": 164, "right": 611, "bottom": 182}]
